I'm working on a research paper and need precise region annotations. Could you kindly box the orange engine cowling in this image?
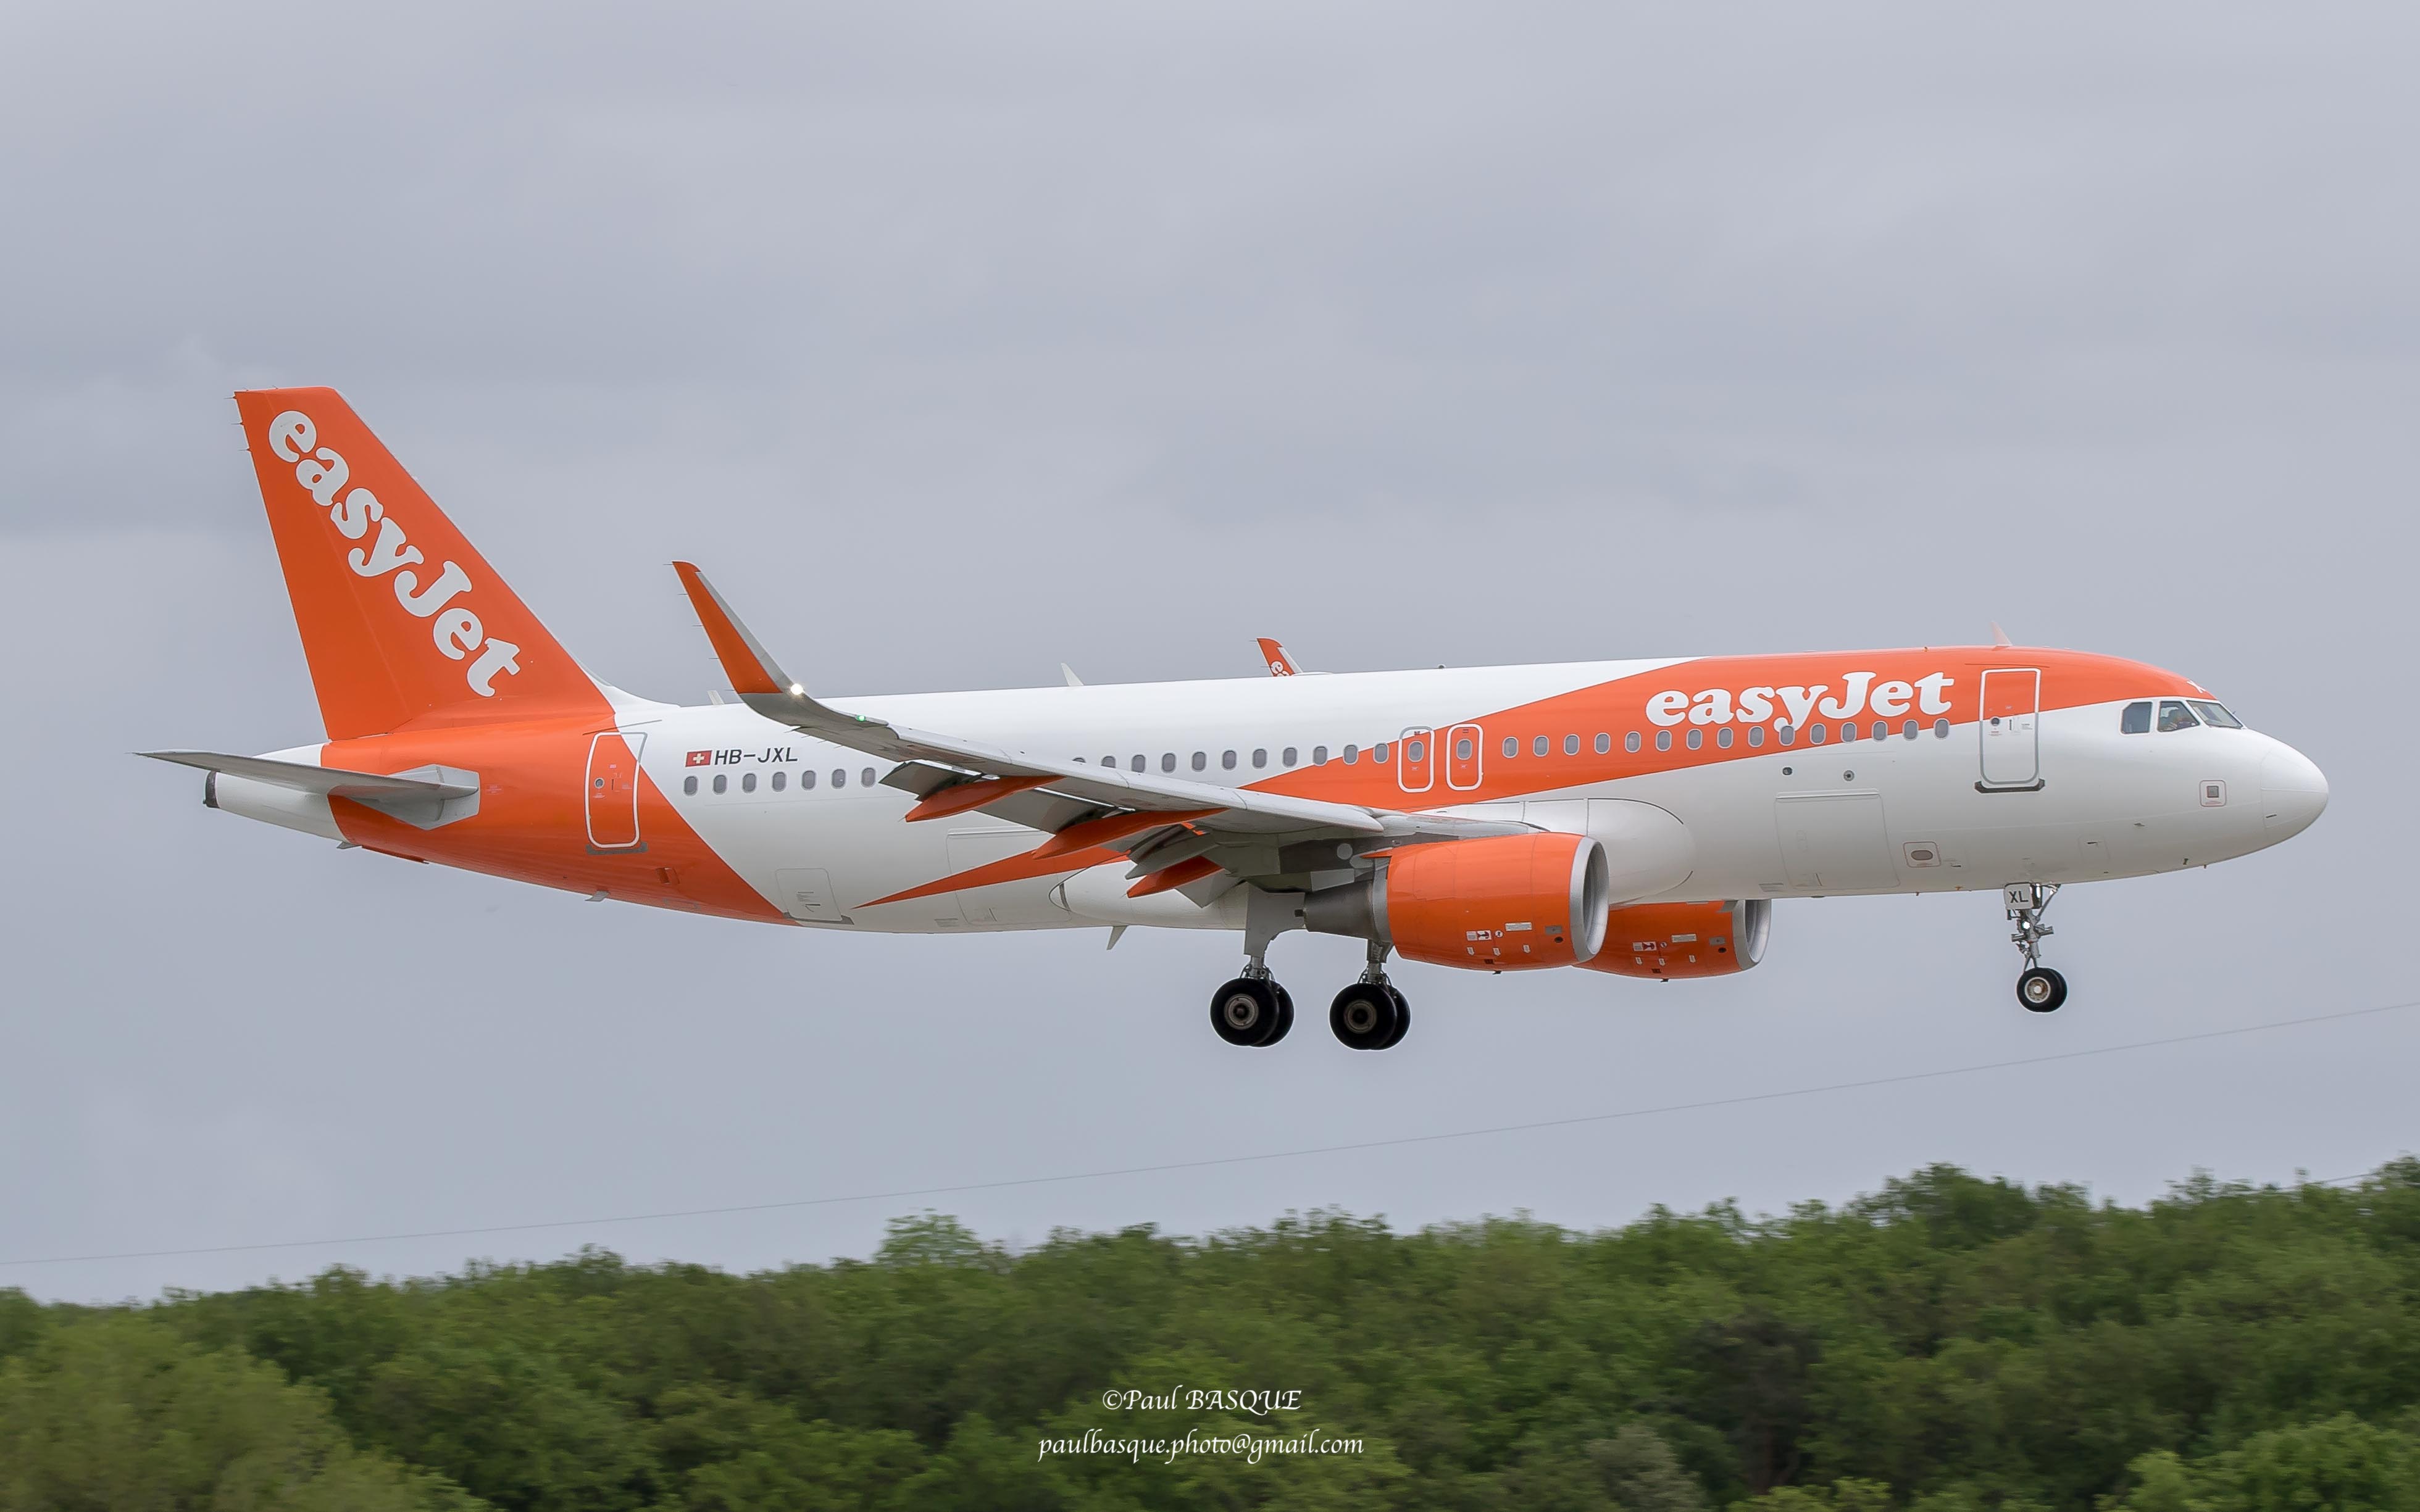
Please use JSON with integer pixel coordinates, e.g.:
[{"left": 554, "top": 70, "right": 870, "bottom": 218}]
[
  {"left": 1369, "top": 833, "right": 1612, "bottom": 970},
  {"left": 1581, "top": 899, "right": 1771, "bottom": 979}
]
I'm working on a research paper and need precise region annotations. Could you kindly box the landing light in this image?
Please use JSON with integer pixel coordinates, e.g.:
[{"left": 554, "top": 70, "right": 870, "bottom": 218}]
[{"left": 789, "top": 683, "right": 804, "bottom": 696}]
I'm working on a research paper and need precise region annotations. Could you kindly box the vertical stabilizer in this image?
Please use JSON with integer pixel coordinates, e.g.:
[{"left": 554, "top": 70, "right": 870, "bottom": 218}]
[{"left": 235, "top": 388, "right": 597, "bottom": 737}]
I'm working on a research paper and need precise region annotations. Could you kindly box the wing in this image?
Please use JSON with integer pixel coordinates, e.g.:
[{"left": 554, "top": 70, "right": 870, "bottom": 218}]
[{"left": 673, "top": 563, "right": 1524, "bottom": 903}]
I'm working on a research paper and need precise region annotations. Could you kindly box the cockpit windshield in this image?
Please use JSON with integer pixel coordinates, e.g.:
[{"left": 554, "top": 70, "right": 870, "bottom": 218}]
[
  {"left": 2189, "top": 700, "right": 2244, "bottom": 729},
  {"left": 2156, "top": 700, "right": 2200, "bottom": 733}
]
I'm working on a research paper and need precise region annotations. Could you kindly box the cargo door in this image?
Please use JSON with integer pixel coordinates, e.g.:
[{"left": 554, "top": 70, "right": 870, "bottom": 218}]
[{"left": 1774, "top": 791, "right": 1896, "bottom": 890}]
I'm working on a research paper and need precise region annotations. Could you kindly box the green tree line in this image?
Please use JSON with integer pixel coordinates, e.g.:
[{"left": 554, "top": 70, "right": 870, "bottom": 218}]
[{"left": 8, "top": 1162, "right": 2420, "bottom": 1510}]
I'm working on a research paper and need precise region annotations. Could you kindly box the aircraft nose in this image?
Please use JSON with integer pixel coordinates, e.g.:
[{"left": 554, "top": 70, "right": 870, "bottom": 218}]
[{"left": 2259, "top": 744, "right": 2329, "bottom": 839}]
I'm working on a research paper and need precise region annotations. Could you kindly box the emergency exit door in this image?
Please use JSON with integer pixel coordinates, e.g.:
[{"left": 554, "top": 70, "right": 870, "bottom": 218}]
[
  {"left": 1398, "top": 728, "right": 1435, "bottom": 794},
  {"left": 1979, "top": 669, "right": 2040, "bottom": 789},
  {"left": 585, "top": 732, "right": 645, "bottom": 849}
]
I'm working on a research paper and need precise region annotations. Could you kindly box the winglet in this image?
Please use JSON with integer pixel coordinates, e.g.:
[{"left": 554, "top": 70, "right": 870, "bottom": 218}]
[
  {"left": 674, "top": 561, "right": 799, "bottom": 698},
  {"left": 1256, "top": 638, "right": 1303, "bottom": 676}
]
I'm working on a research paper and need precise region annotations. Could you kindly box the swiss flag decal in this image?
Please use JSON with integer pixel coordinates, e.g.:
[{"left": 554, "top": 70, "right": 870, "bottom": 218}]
[{"left": 685, "top": 750, "right": 713, "bottom": 767}]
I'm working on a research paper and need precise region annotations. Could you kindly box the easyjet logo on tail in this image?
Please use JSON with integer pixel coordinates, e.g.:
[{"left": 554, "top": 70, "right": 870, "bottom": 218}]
[
  {"left": 1645, "top": 671, "right": 1956, "bottom": 729},
  {"left": 266, "top": 411, "right": 522, "bottom": 697}
]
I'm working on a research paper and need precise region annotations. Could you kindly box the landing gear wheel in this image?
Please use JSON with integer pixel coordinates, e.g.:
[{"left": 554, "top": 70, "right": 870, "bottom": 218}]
[
  {"left": 2017, "top": 966, "right": 2067, "bottom": 1013},
  {"left": 1267, "top": 986, "right": 1296, "bottom": 1045},
  {"left": 1211, "top": 977, "right": 1286, "bottom": 1046},
  {"left": 1329, "top": 982, "right": 1403, "bottom": 1051},
  {"left": 1377, "top": 986, "right": 1411, "bottom": 1049}
]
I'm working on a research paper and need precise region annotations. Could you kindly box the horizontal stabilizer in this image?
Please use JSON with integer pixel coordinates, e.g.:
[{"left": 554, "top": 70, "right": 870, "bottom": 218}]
[{"left": 141, "top": 750, "right": 480, "bottom": 829}]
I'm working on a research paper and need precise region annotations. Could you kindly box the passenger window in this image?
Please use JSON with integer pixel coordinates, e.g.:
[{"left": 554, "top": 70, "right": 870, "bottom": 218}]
[
  {"left": 2157, "top": 700, "right": 2200, "bottom": 733},
  {"left": 1563, "top": 734, "right": 1579, "bottom": 755},
  {"left": 1654, "top": 730, "right": 1672, "bottom": 751},
  {"left": 1162, "top": 753, "right": 1176, "bottom": 772},
  {"left": 1809, "top": 724, "right": 1828, "bottom": 744},
  {"left": 1901, "top": 720, "right": 1916, "bottom": 741},
  {"left": 1716, "top": 727, "right": 1734, "bottom": 749},
  {"left": 1130, "top": 755, "right": 1145, "bottom": 772},
  {"left": 1222, "top": 750, "right": 1237, "bottom": 770},
  {"left": 2190, "top": 700, "right": 2243, "bottom": 729},
  {"left": 1191, "top": 751, "right": 1206, "bottom": 771},
  {"left": 742, "top": 772, "right": 757, "bottom": 793},
  {"left": 1686, "top": 729, "right": 1702, "bottom": 749},
  {"left": 2120, "top": 701, "right": 2152, "bottom": 734},
  {"left": 1312, "top": 746, "right": 1329, "bottom": 764},
  {"left": 683, "top": 775, "right": 698, "bottom": 795},
  {"left": 1405, "top": 739, "right": 1424, "bottom": 763},
  {"left": 1932, "top": 718, "right": 1948, "bottom": 738},
  {"left": 1455, "top": 737, "right": 1473, "bottom": 760},
  {"left": 1502, "top": 736, "right": 1518, "bottom": 758},
  {"left": 1778, "top": 723, "right": 1796, "bottom": 746},
  {"left": 1840, "top": 721, "right": 1857, "bottom": 742},
  {"left": 1252, "top": 749, "right": 1267, "bottom": 768},
  {"left": 1374, "top": 742, "right": 1389, "bottom": 763},
  {"left": 713, "top": 774, "right": 728, "bottom": 794},
  {"left": 1595, "top": 733, "right": 1611, "bottom": 754},
  {"left": 862, "top": 768, "right": 875, "bottom": 787},
  {"left": 1747, "top": 726, "right": 1766, "bottom": 748},
  {"left": 1282, "top": 747, "right": 1298, "bottom": 766},
  {"left": 1343, "top": 744, "right": 1359, "bottom": 765},
  {"left": 1532, "top": 735, "right": 1548, "bottom": 757},
  {"left": 1624, "top": 731, "right": 1641, "bottom": 753},
  {"left": 802, "top": 769, "right": 817, "bottom": 789},
  {"left": 1871, "top": 720, "right": 1888, "bottom": 742},
  {"left": 831, "top": 769, "right": 846, "bottom": 788}
]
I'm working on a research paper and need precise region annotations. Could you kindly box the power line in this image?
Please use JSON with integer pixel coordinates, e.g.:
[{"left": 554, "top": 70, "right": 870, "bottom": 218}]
[{"left": 7, "top": 996, "right": 2416, "bottom": 1271}]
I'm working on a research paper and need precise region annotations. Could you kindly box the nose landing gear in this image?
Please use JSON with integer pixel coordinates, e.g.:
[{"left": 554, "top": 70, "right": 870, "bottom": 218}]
[{"left": 2005, "top": 883, "right": 2067, "bottom": 1012}]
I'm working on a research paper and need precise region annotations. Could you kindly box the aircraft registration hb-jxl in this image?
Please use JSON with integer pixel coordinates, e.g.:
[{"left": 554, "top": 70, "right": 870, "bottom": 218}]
[{"left": 149, "top": 389, "right": 2330, "bottom": 1049}]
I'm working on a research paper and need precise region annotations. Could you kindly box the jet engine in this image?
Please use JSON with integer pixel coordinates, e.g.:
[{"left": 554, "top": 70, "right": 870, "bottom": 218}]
[
  {"left": 1304, "top": 832, "right": 1611, "bottom": 970},
  {"left": 1580, "top": 899, "right": 1771, "bottom": 979}
]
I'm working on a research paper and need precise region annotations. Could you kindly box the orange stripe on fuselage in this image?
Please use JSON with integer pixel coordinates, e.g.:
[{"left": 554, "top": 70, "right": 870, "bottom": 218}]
[
  {"left": 858, "top": 842, "right": 1125, "bottom": 908},
  {"left": 1241, "top": 646, "right": 2201, "bottom": 810},
  {"left": 321, "top": 712, "right": 788, "bottom": 923}
]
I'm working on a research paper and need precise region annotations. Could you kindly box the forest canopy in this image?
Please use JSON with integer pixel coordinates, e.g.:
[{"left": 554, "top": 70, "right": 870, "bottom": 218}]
[{"left": 7, "top": 1161, "right": 2420, "bottom": 1511}]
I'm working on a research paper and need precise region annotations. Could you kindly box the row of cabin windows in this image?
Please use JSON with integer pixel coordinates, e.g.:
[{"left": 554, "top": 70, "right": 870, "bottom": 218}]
[
  {"left": 2120, "top": 699, "right": 2243, "bottom": 734},
  {"left": 680, "top": 715, "right": 1971, "bottom": 799},
  {"left": 1617, "top": 718, "right": 1953, "bottom": 754},
  {"left": 684, "top": 766, "right": 879, "bottom": 797}
]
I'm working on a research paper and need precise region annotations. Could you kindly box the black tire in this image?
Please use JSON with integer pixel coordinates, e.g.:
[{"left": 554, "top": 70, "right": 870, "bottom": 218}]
[
  {"left": 1377, "top": 986, "right": 1411, "bottom": 1049},
  {"left": 1211, "top": 977, "right": 1283, "bottom": 1046},
  {"left": 2017, "top": 966, "right": 2067, "bottom": 1013},
  {"left": 1329, "top": 982, "right": 1400, "bottom": 1050},
  {"left": 1264, "top": 986, "right": 1296, "bottom": 1046}
]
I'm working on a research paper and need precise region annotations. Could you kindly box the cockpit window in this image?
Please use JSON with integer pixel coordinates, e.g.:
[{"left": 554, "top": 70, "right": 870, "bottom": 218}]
[
  {"left": 2189, "top": 700, "right": 2244, "bottom": 729},
  {"left": 2157, "top": 699, "right": 2200, "bottom": 733},
  {"left": 2120, "top": 701, "right": 2151, "bottom": 734}
]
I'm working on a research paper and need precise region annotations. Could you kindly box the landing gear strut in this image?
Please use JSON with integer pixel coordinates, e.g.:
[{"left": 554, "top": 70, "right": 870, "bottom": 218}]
[
  {"left": 1330, "top": 941, "right": 1411, "bottom": 1050},
  {"left": 2005, "top": 883, "right": 2067, "bottom": 1013}
]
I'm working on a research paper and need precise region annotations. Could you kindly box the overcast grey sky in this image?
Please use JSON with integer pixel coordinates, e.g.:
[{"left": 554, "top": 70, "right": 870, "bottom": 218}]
[{"left": 4, "top": 2, "right": 2414, "bottom": 1302}]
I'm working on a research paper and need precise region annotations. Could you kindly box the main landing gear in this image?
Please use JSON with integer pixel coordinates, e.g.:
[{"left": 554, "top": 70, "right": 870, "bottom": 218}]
[
  {"left": 2005, "top": 883, "right": 2068, "bottom": 1013},
  {"left": 1209, "top": 970, "right": 1295, "bottom": 1047},
  {"left": 1209, "top": 940, "right": 1411, "bottom": 1050}
]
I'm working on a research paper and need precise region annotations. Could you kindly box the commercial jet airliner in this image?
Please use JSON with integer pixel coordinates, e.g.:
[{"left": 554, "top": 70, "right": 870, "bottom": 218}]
[{"left": 149, "top": 390, "right": 2329, "bottom": 1049}]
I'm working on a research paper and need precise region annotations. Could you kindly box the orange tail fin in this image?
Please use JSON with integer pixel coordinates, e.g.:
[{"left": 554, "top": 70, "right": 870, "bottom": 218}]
[{"left": 235, "top": 387, "right": 596, "bottom": 738}]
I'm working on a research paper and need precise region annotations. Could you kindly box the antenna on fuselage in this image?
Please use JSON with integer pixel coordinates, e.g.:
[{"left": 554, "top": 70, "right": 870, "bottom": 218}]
[{"left": 1990, "top": 621, "right": 2013, "bottom": 648}]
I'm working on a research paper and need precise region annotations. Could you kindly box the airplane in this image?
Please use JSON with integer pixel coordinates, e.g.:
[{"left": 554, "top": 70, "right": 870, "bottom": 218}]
[{"left": 147, "top": 388, "right": 2330, "bottom": 1050}]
